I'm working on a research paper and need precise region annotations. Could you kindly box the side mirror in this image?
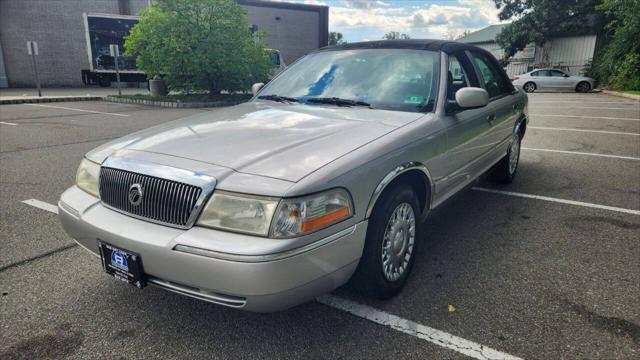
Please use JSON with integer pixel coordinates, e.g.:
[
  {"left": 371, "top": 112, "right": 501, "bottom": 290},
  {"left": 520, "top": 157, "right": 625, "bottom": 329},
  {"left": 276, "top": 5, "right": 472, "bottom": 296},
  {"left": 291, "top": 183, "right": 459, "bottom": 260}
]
[
  {"left": 563, "top": 74, "right": 569, "bottom": 78},
  {"left": 251, "top": 83, "right": 264, "bottom": 96},
  {"left": 455, "top": 87, "right": 489, "bottom": 109}
]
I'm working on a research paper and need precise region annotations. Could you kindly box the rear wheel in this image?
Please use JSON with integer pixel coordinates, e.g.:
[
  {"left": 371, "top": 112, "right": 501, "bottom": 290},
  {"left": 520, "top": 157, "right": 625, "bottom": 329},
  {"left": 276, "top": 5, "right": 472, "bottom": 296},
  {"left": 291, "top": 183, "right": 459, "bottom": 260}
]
[
  {"left": 352, "top": 183, "right": 420, "bottom": 299},
  {"left": 491, "top": 132, "right": 521, "bottom": 184},
  {"left": 523, "top": 82, "right": 536, "bottom": 93},
  {"left": 576, "top": 81, "right": 591, "bottom": 93}
]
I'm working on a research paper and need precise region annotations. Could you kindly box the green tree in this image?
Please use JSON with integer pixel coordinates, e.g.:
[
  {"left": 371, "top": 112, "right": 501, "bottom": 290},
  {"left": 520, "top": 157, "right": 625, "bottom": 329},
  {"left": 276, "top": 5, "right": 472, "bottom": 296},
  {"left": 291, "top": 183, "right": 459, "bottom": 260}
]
[
  {"left": 329, "top": 32, "right": 346, "bottom": 45},
  {"left": 446, "top": 29, "right": 472, "bottom": 41},
  {"left": 587, "top": 0, "right": 640, "bottom": 89},
  {"left": 493, "top": 0, "right": 603, "bottom": 58},
  {"left": 382, "top": 31, "right": 411, "bottom": 40},
  {"left": 124, "top": 0, "right": 272, "bottom": 95}
]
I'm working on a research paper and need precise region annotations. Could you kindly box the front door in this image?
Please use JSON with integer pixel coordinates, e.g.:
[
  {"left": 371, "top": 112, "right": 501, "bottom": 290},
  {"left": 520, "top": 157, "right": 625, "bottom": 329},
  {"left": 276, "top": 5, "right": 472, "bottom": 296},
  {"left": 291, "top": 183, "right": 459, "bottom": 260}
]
[{"left": 436, "top": 52, "right": 496, "bottom": 199}]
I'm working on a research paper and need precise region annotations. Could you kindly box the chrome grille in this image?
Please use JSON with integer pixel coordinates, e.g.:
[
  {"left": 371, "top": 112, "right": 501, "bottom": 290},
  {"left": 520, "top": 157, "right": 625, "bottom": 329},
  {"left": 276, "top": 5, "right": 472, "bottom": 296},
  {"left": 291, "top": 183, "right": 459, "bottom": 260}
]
[{"left": 99, "top": 167, "right": 203, "bottom": 228}]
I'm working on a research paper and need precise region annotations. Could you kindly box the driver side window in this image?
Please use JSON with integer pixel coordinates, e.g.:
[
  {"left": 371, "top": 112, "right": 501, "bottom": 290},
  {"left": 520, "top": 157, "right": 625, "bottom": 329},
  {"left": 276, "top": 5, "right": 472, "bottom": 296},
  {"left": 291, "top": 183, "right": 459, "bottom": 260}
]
[
  {"left": 447, "top": 53, "right": 478, "bottom": 101},
  {"left": 470, "top": 52, "right": 511, "bottom": 99},
  {"left": 447, "top": 55, "right": 469, "bottom": 100}
]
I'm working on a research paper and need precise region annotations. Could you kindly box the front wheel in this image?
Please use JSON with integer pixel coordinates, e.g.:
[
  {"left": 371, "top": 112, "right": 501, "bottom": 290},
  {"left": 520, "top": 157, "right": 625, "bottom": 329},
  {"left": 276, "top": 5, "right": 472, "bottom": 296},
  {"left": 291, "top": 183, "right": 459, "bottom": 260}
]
[
  {"left": 522, "top": 82, "right": 536, "bottom": 93},
  {"left": 351, "top": 183, "right": 420, "bottom": 299},
  {"left": 576, "top": 81, "right": 591, "bottom": 93},
  {"left": 492, "top": 132, "right": 521, "bottom": 184}
]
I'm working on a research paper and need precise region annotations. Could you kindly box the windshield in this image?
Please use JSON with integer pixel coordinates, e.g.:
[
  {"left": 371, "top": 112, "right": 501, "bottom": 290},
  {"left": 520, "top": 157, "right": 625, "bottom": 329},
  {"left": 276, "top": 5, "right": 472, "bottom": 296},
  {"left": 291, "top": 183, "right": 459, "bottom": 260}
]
[{"left": 257, "top": 49, "right": 439, "bottom": 112}]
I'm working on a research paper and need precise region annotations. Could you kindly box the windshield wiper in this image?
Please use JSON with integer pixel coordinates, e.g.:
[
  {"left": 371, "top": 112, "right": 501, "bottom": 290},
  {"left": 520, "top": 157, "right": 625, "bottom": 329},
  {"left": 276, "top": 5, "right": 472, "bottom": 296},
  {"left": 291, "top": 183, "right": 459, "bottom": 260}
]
[
  {"left": 257, "top": 94, "right": 300, "bottom": 103},
  {"left": 305, "top": 97, "right": 371, "bottom": 108}
]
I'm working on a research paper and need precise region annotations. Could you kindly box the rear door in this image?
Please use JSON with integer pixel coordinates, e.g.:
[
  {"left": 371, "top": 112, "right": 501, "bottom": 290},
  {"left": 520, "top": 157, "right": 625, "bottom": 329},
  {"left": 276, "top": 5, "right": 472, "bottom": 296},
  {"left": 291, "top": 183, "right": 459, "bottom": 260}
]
[{"left": 468, "top": 50, "right": 520, "bottom": 165}]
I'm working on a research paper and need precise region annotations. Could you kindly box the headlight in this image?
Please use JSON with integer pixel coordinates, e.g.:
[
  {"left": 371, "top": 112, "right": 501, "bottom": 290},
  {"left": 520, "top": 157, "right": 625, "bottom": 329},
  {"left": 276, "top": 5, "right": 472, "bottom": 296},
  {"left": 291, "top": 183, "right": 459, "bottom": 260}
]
[
  {"left": 76, "top": 158, "right": 100, "bottom": 197},
  {"left": 270, "top": 188, "right": 353, "bottom": 238},
  {"left": 197, "top": 192, "right": 279, "bottom": 236}
]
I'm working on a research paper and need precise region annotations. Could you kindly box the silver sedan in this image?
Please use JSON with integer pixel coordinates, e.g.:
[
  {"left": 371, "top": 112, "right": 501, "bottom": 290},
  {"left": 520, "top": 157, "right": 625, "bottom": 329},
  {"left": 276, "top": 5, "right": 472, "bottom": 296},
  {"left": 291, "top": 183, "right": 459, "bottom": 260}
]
[
  {"left": 512, "top": 68, "right": 595, "bottom": 93},
  {"left": 58, "top": 40, "right": 528, "bottom": 312}
]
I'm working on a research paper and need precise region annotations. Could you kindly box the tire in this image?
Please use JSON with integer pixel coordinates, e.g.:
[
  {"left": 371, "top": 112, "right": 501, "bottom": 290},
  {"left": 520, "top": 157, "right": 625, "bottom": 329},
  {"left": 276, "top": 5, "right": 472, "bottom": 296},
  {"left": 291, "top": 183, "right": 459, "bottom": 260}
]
[
  {"left": 522, "top": 82, "right": 536, "bottom": 93},
  {"left": 576, "top": 81, "right": 591, "bottom": 93},
  {"left": 351, "top": 183, "right": 421, "bottom": 299},
  {"left": 98, "top": 76, "right": 111, "bottom": 87},
  {"left": 491, "top": 131, "right": 521, "bottom": 184}
]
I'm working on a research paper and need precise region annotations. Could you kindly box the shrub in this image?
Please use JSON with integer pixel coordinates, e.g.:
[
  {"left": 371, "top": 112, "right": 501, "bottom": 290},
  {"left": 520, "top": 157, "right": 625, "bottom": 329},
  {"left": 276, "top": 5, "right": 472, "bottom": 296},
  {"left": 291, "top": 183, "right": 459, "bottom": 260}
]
[
  {"left": 124, "top": 0, "right": 273, "bottom": 95},
  {"left": 610, "top": 53, "right": 640, "bottom": 90}
]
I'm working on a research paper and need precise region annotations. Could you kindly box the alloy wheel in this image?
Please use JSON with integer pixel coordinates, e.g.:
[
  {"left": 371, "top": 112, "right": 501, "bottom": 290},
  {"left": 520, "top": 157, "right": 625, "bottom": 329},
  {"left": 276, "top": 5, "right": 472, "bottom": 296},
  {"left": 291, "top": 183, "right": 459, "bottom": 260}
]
[
  {"left": 381, "top": 202, "right": 416, "bottom": 282},
  {"left": 509, "top": 133, "right": 520, "bottom": 174}
]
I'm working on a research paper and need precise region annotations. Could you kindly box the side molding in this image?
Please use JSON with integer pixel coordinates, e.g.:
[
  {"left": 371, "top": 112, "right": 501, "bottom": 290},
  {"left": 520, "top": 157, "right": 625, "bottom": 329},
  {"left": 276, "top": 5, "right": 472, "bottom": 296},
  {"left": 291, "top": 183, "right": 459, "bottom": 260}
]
[{"left": 365, "top": 162, "right": 434, "bottom": 219}]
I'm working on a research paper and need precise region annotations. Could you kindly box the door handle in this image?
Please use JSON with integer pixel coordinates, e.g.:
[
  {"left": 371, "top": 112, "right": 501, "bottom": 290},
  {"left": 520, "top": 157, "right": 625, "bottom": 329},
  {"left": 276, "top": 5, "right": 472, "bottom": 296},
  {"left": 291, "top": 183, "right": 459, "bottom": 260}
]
[{"left": 486, "top": 114, "right": 496, "bottom": 125}]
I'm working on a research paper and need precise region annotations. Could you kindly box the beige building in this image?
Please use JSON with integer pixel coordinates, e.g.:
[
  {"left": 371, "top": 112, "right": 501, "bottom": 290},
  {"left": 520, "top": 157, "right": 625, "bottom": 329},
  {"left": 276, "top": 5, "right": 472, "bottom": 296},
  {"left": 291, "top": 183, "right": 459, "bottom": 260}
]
[{"left": 458, "top": 24, "right": 601, "bottom": 78}]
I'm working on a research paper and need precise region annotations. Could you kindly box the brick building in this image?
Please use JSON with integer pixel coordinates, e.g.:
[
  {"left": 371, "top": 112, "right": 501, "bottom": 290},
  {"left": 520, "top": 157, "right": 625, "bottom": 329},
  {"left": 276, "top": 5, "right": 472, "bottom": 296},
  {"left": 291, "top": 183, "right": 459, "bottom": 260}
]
[{"left": 0, "top": 0, "right": 328, "bottom": 87}]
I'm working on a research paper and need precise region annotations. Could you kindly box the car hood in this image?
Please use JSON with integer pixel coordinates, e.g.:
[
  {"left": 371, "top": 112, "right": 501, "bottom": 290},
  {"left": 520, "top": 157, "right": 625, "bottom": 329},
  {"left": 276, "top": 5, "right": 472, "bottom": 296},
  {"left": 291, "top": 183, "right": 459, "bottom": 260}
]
[{"left": 88, "top": 102, "right": 424, "bottom": 182}]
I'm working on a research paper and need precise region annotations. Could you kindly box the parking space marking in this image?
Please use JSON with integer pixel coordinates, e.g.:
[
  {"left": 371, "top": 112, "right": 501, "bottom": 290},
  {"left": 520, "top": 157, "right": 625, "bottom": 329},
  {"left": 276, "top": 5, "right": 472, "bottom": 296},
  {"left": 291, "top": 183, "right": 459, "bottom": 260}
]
[
  {"left": 522, "top": 147, "right": 640, "bottom": 161},
  {"left": 531, "top": 106, "right": 640, "bottom": 111},
  {"left": 21, "top": 199, "right": 58, "bottom": 214},
  {"left": 0, "top": 121, "right": 18, "bottom": 126},
  {"left": 529, "top": 114, "right": 640, "bottom": 121},
  {"left": 24, "top": 103, "right": 130, "bottom": 117},
  {"left": 529, "top": 126, "right": 640, "bottom": 136},
  {"left": 473, "top": 187, "right": 640, "bottom": 215},
  {"left": 318, "top": 295, "right": 522, "bottom": 360},
  {"left": 533, "top": 101, "right": 638, "bottom": 105}
]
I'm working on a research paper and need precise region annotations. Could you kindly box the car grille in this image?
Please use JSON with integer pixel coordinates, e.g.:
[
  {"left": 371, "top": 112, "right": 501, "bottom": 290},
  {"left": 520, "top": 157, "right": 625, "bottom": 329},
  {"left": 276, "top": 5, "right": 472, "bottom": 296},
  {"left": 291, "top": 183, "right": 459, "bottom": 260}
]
[{"left": 99, "top": 167, "right": 203, "bottom": 228}]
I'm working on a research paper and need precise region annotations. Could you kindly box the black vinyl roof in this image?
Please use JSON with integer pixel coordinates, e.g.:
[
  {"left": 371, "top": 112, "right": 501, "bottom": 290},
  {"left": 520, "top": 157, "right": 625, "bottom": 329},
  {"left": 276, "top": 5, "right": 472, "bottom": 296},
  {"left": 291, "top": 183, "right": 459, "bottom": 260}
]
[{"left": 319, "top": 39, "right": 486, "bottom": 54}]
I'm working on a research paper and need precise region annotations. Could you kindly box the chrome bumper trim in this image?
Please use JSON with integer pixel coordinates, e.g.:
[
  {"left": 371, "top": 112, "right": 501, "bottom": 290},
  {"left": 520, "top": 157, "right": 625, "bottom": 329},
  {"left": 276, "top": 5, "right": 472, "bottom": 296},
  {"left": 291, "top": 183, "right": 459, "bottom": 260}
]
[
  {"left": 147, "top": 276, "right": 246, "bottom": 308},
  {"left": 173, "top": 225, "right": 357, "bottom": 263}
]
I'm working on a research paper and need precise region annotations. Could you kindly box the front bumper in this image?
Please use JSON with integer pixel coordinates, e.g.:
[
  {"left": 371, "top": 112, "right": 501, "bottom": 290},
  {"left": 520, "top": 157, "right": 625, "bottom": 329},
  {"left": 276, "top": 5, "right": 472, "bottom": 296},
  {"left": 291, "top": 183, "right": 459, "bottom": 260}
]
[{"left": 58, "top": 186, "right": 367, "bottom": 312}]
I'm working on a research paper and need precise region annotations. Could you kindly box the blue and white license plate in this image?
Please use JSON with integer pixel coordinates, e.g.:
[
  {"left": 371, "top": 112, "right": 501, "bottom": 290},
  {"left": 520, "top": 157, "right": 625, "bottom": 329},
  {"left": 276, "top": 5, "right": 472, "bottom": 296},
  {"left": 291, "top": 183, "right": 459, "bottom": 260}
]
[{"left": 98, "top": 241, "right": 146, "bottom": 289}]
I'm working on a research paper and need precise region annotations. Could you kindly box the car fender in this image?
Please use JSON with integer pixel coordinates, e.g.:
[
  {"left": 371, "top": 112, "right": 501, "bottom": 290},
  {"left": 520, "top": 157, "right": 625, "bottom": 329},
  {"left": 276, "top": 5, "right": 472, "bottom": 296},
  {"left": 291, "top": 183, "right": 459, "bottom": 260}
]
[{"left": 365, "top": 161, "right": 435, "bottom": 221}]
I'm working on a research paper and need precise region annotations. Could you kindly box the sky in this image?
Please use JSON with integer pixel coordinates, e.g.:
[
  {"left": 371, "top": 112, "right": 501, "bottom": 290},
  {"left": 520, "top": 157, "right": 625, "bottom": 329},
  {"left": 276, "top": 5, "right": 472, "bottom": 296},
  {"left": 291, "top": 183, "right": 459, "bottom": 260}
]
[{"left": 285, "top": 0, "right": 505, "bottom": 42}]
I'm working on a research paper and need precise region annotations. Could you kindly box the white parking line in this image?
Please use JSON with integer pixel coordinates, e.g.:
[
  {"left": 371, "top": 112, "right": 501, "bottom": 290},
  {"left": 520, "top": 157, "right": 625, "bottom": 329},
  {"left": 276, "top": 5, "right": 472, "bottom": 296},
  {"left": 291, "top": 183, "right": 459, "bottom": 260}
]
[
  {"left": 522, "top": 147, "right": 640, "bottom": 161},
  {"left": 0, "top": 121, "right": 18, "bottom": 126},
  {"left": 529, "top": 126, "right": 640, "bottom": 136},
  {"left": 317, "top": 295, "right": 523, "bottom": 360},
  {"left": 21, "top": 199, "right": 58, "bottom": 214},
  {"left": 533, "top": 101, "right": 638, "bottom": 105},
  {"left": 473, "top": 187, "right": 640, "bottom": 215},
  {"left": 532, "top": 106, "right": 640, "bottom": 111},
  {"left": 24, "top": 103, "right": 130, "bottom": 117},
  {"left": 530, "top": 114, "right": 640, "bottom": 121}
]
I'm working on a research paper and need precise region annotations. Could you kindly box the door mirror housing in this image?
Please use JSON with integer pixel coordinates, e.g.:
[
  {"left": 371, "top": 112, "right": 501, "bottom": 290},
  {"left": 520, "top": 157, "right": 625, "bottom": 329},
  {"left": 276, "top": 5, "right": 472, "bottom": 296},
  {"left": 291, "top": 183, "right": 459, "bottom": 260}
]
[
  {"left": 455, "top": 87, "right": 489, "bottom": 109},
  {"left": 251, "top": 83, "right": 265, "bottom": 96},
  {"left": 563, "top": 74, "right": 570, "bottom": 78}
]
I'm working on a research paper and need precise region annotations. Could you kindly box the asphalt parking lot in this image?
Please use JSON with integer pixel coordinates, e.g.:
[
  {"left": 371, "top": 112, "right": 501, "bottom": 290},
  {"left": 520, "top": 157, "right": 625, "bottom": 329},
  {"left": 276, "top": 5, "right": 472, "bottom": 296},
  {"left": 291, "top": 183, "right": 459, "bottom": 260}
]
[{"left": 1, "top": 93, "right": 639, "bottom": 359}]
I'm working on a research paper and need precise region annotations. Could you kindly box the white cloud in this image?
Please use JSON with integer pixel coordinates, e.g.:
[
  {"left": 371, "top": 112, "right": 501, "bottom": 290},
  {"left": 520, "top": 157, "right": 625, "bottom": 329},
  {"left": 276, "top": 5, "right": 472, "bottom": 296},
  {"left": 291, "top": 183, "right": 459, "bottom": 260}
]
[
  {"left": 340, "top": 0, "right": 374, "bottom": 9},
  {"left": 327, "top": 0, "right": 503, "bottom": 40},
  {"left": 303, "top": 0, "right": 328, "bottom": 5}
]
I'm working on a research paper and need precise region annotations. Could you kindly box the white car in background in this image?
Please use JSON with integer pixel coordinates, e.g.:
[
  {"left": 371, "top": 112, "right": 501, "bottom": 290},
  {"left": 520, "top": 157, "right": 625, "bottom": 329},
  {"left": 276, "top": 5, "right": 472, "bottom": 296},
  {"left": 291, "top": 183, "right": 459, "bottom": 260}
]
[{"left": 512, "top": 69, "right": 595, "bottom": 93}]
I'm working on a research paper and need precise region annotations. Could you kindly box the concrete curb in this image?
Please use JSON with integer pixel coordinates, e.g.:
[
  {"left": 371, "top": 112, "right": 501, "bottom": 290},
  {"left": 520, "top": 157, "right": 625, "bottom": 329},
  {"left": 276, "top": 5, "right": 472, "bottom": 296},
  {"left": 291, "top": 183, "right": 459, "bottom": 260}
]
[
  {"left": 0, "top": 96, "right": 103, "bottom": 105},
  {"left": 105, "top": 95, "right": 248, "bottom": 108},
  {"left": 601, "top": 90, "right": 640, "bottom": 100}
]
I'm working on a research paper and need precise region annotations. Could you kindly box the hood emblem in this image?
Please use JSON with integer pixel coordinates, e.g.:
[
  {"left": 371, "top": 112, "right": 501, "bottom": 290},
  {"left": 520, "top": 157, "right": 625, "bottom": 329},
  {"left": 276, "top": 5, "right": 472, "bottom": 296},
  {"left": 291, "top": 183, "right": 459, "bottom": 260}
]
[{"left": 128, "top": 184, "right": 143, "bottom": 206}]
